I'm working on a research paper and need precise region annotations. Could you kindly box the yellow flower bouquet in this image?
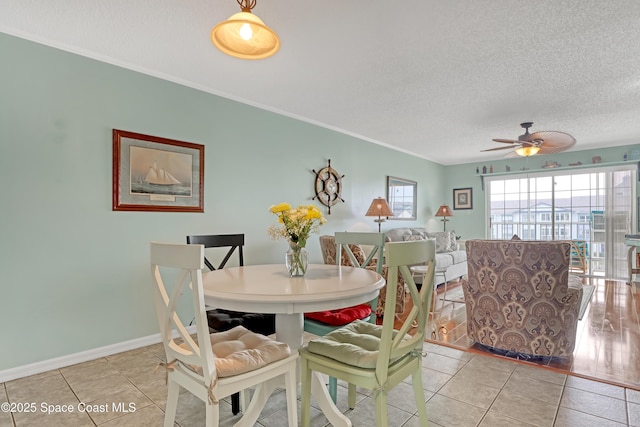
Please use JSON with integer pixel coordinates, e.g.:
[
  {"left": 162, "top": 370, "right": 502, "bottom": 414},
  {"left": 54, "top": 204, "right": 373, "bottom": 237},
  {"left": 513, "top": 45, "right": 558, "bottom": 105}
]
[
  {"left": 268, "top": 203, "right": 326, "bottom": 276},
  {"left": 268, "top": 203, "right": 326, "bottom": 247}
]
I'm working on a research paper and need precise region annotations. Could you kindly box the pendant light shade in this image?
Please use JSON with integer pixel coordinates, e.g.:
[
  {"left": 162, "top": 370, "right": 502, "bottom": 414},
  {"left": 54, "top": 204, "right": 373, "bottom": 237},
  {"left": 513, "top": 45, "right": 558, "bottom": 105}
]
[{"left": 211, "top": 0, "right": 280, "bottom": 60}]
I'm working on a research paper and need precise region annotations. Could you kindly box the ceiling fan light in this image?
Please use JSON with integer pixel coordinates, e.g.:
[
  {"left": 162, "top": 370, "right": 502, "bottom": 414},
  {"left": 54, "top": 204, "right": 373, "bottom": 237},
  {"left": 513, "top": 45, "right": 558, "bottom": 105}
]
[
  {"left": 515, "top": 146, "right": 541, "bottom": 157},
  {"left": 211, "top": 11, "right": 280, "bottom": 59}
]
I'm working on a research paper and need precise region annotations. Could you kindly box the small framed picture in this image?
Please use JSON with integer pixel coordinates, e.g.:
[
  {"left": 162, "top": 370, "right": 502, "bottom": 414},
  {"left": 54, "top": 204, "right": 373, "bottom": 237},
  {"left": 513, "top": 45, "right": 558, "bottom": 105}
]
[
  {"left": 453, "top": 188, "right": 472, "bottom": 210},
  {"left": 112, "top": 129, "right": 204, "bottom": 212}
]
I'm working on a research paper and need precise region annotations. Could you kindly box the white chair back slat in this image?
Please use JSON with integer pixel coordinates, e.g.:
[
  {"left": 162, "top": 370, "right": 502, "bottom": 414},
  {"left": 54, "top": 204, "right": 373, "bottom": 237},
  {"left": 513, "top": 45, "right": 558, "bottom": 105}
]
[{"left": 150, "top": 241, "right": 298, "bottom": 427}]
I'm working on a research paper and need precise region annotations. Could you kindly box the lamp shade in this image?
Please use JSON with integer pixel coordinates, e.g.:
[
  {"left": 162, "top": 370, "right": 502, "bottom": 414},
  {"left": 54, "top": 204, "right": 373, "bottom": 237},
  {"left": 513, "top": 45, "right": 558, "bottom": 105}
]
[
  {"left": 435, "top": 204, "right": 453, "bottom": 217},
  {"left": 365, "top": 198, "right": 394, "bottom": 217},
  {"left": 211, "top": 11, "right": 280, "bottom": 59},
  {"left": 515, "top": 145, "right": 541, "bottom": 157}
]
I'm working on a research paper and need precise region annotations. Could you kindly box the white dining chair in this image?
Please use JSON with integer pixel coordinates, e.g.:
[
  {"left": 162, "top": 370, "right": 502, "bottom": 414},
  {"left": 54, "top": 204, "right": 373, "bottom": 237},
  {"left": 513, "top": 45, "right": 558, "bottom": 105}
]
[{"left": 150, "top": 242, "right": 298, "bottom": 427}]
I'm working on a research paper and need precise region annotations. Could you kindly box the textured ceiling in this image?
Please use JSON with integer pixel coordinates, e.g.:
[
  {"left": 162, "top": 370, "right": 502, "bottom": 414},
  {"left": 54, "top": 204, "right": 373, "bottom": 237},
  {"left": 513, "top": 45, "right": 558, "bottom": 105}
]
[{"left": 2, "top": 0, "right": 640, "bottom": 165}]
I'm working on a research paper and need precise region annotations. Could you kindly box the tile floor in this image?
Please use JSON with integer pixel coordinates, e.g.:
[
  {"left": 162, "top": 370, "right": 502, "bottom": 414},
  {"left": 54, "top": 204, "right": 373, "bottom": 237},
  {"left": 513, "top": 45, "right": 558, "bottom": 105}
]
[{"left": 1, "top": 335, "right": 639, "bottom": 426}]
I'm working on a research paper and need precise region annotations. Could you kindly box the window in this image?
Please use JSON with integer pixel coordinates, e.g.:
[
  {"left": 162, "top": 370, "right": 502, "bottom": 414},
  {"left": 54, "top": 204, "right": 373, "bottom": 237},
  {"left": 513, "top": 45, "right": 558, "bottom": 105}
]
[{"left": 486, "top": 166, "right": 635, "bottom": 279}]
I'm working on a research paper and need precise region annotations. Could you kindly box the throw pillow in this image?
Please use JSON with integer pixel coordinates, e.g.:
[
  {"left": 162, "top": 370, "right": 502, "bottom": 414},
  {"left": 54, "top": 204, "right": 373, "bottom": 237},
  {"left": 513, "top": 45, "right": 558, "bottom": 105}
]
[
  {"left": 402, "top": 234, "right": 425, "bottom": 241},
  {"left": 304, "top": 304, "right": 372, "bottom": 326},
  {"left": 449, "top": 230, "right": 459, "bottom": 251},
  {"left": 426, "top": 231, "right": 452, "bottom": 252}
]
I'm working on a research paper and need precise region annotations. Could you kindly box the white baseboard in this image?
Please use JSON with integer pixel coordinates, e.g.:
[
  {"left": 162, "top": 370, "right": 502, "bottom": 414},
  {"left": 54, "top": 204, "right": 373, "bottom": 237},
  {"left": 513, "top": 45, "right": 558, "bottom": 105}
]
[{"left": 0, "top": 326, "right": 196, "bottom": 383}]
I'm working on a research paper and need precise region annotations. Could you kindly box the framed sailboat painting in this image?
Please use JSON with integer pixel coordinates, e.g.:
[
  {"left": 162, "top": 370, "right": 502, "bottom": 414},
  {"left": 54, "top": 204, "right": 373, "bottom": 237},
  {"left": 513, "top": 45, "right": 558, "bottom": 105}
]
[{"left": 112, "top": 129, "right": 204, "bottom": 212}]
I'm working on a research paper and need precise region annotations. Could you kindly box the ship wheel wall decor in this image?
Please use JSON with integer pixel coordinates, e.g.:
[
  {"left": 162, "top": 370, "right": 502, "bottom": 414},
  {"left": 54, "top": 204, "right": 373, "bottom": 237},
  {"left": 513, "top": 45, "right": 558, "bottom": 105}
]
[{"left": 312, "top": 159, "right": 344, "bottom": 214}]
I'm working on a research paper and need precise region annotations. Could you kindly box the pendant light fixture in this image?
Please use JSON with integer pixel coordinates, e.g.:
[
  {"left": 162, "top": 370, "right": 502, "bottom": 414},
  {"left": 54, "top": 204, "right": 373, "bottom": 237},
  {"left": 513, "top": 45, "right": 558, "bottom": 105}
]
[
  {"left": 515, "top": 145, "right": 541, "bottom": 157},
  {"left": 211, "top": 0, "right": 280, "bottom": 60}
]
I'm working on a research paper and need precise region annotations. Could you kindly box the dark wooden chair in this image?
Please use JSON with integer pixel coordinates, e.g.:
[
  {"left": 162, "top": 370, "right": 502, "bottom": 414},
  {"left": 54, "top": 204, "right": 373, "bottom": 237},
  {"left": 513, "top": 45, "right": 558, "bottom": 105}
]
[{"left": 186, "top": 234, "right": 276, "bottom": 416}]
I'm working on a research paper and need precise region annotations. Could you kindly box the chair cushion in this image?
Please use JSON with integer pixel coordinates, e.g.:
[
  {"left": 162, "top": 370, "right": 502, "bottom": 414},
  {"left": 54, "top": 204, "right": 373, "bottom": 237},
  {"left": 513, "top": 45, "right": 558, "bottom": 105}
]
[
  {"left": 180, "top": 326, "right": 290, "bottom": 377},
  {"left": 304, "top": 304, "right": 372, "bottom": 326},
  {"left": 306, "top": 321, "right": 408, "bottom": 369}
]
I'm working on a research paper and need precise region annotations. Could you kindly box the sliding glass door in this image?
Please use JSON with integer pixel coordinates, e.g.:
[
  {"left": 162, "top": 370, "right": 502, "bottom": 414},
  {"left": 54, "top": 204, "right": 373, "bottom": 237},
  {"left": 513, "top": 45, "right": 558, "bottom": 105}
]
[{"left": 486, "top": 166, "right": 636, "bottom": 279}]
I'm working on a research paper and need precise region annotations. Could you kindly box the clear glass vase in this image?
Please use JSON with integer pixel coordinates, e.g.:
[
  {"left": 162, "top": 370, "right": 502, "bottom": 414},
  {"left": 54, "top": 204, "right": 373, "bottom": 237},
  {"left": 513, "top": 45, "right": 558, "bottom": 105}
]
[{"left": 285, "top": 241, "right": 308, "bottom": 277}]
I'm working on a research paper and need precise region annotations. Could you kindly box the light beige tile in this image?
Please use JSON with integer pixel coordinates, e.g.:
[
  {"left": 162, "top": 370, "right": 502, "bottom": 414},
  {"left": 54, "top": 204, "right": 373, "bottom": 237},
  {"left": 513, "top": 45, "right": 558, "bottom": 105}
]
[
  {"left": 98, "top": 404, "right": 168, "bottom": 427},
  {"left": 565, "top": 375, "right": 626, "bottom": 400},
  {"left": 334, "top": 378, "right": 372, "bottom": 399},
  {"left": 12, "top": 404, "right": 94, "bottom": 427},
  {"left": 67, "top": 372, "right": 134, "bottom": 403},
  {"left": 479, "top": 410, "right": 537, "bottom": 427},
  {"left": 414, "top": 414, "right": 449, "bottom": 427},
  {"left": 437, "top": 375, "right": 501, "bottom": 409},
  {"left": 401, "top": 414, "right": 445, "bottom": 427},
  {"left": 6, "top": 372, "right": 76, "bottom": 403},
  {"left": 384, "top": 381, "right": 430, "bottom": 413},
  {"left": 464, "top": 353, "right": 518, "bottom": 374},
  {"left": 260, "top": 403, "right": 327, "bottom": 427},
  {"left": 490, "top": 389, "right": 557, "bottom": 426},
  {"left": 502, "top": 370, "right": 564, "bottom": 405},
  {"left": 426, "top": 393, "right": 486, "bottom": 426},
  {"left": 629, "top": 401, "right": 640, "bottom": 427},
  {"left": 82, "top": 385, "right": 152, "bottom": 425},
  {"left": 0, "top": 387, "right": 12, "bottom": 427},
  {"left": 554, "top": 407, "right": 627, "bottom": 427},
  {"left": 423, "top": 352, "right": 468, "bottom": 375},
  {"left": 255, "top": 387, "right": 297, "bottom": 421},
  {"left": 173, "top": 390, "right": 207, "bottom": 426},
  {"left": 105, "top": 348, "right": 161, "bottom": 370},
  {"left": 345, "top": 395, "right": 414, "bottom": 427},
  {"left": 452, "top": 362, "right": 512, "bottom": 389},
  {"left": 59, "top": 358, "right": 118, "bottom": 382},
  {"left": 628, "top": 388, "right": 640, "bottom": 405},
  {"left": 144, "top": 342, "right": 165, "bottom": 359},
  {"left": 412, "top": 366, "right": 452, "bottom": 393},
  {"left": 423, "top": 342, "right": 474, "bottom": 362},
  {"left": 512, "top": 363, "right": 567, "bottom": 386},
  {"left": 134, "top": 376, "right": 169, "bottom": 409},
  {"left": 560, "top": 387, "right": 627, "bottom": 424},
  {"left": 116, "top": 362, "right": 162, "bottom": 386}
]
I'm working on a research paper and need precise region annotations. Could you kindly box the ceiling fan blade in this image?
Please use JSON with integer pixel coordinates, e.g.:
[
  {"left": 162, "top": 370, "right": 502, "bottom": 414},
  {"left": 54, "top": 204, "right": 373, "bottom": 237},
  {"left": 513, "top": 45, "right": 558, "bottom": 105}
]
[
  {"left": 482, "top": 145, "right": 518, "bottom": 152},
  {"left": 531, "top": 131, "right": 576, "bottom": 146},
  {"left": 492, "top": 138, "right": 520, "bottom": 144},
  {"left": 531, "top": 131, "right": 576, "bottom": 154}
]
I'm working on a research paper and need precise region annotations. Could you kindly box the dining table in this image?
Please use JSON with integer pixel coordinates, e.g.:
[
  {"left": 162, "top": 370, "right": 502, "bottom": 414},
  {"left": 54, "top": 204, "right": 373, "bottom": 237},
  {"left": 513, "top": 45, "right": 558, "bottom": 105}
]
[{"left": 201, "top": 263, "right": 385, "bottom": 426}]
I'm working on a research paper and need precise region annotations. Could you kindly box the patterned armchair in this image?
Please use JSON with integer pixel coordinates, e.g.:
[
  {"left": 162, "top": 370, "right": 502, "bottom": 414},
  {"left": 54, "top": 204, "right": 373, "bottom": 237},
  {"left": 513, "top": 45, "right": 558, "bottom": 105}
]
[
  {"left": 319, "top": 235, "right": 405, "bottom": 316},
  {"left": 462, "top": 239, "right": 583, "bottom": 357}
]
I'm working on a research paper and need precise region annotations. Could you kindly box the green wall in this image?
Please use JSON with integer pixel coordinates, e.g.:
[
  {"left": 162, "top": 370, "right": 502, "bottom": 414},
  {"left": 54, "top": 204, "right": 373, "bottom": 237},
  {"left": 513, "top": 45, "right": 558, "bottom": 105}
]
[{"left": 0, "top": 34, "right": 446, "bottom": 371}]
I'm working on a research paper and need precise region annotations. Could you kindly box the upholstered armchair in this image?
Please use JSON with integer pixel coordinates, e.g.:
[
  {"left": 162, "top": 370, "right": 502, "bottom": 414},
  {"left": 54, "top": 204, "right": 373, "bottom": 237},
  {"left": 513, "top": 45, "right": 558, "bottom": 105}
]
[
  {"left": 319, "top": 235, "right": 406, "bottom": 316},
  {"left": 462, "top": 239, "right": 583, "bottom": 357}
]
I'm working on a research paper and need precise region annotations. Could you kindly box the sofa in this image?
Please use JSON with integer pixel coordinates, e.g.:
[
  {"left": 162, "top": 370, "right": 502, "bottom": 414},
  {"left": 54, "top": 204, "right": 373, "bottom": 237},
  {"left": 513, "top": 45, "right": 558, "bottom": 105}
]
[
  {"left": 385, "top": 228, "right": 467, "bottom": 285},
  {"left": 461, "top": 239, "right": 583, "bottom": 357}
]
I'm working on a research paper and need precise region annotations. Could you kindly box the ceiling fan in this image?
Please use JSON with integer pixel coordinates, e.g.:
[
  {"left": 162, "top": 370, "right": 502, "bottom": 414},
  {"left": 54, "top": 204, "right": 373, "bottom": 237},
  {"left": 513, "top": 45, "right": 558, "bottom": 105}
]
[{"left": 483, "top": 122, "right": 576, "bottom": 157}]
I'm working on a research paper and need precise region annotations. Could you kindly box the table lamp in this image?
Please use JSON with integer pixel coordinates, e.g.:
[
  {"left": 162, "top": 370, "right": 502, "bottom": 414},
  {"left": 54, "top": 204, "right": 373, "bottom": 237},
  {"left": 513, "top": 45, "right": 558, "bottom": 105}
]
[
  {"left": 435, "top": 204, "right": 453, "bottom": 231},
  {"left": 365, "top": 197, "right": 394, "bottom": 232}
]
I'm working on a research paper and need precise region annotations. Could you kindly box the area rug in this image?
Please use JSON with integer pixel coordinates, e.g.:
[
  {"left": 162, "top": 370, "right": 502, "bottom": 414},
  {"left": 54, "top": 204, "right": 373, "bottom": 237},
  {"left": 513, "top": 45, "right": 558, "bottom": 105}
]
[{"left": 579, "top": 284, "right": 596, "bottom": 320}]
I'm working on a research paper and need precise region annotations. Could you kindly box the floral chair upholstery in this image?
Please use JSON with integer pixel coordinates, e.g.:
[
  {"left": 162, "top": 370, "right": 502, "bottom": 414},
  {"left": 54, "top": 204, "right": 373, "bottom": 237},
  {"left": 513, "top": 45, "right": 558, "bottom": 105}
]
[
  {"left": 462, "top": 239, "right": 583, "bottom": 357},
  {"left": 319, "top": 235, "right": 405, "bottom": 316}
]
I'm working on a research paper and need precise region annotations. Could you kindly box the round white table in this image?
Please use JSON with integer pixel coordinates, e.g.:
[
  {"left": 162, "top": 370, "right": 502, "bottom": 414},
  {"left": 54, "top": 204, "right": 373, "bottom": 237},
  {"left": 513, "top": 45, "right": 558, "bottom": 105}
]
[
  {"left": 201, "top": 263, "right": 385, "bottom": 427},
  {"left": 201, "top": 263, "right": 385, "bottom": 349}
]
